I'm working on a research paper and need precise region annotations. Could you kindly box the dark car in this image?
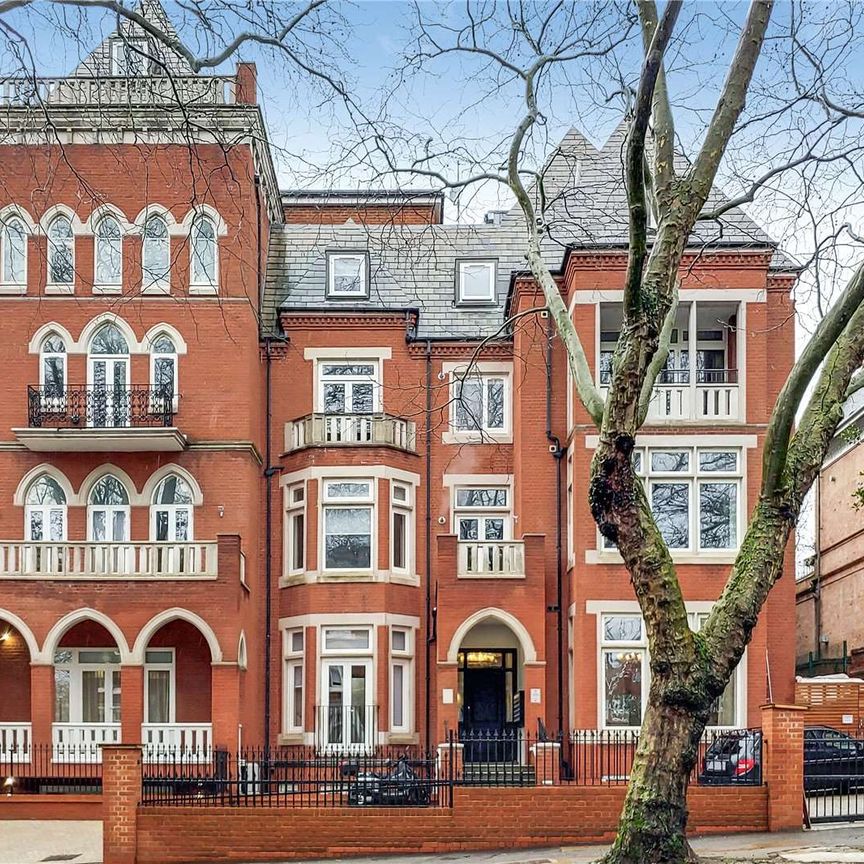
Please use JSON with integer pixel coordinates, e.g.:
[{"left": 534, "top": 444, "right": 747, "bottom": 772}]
[
  {"left": 698, "top": 729, "right": 762, "bottom": 785},
  {"left": 698, "top": 725, "right": 864, "bottom": 791}
]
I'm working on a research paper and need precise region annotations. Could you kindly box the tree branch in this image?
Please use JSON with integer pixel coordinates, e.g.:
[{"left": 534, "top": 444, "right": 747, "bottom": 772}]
[{"left": 636, "top": 285, "right": 678, "bottom": 426}]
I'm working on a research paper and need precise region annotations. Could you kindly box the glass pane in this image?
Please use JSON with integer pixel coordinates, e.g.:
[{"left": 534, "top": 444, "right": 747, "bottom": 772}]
[
  {"left": 651, "top": 482, "right": 690, "bottom": 549},
  {"left": 327, "top": 665, "right": 344, "bottom": 744},
  {"left": 26, "top": 475, "right": 66, "bottom": 505},
  {"left": 392, "top": 511, "right": 406, "bottom": 569},
  {"left": 147, "top": 669, "right": 171, "bottom": 723},
  {"left": 599, "top": 350, "right": 614, "bottom": 385},
  {"left": 96, "top": 218, "right": 122, "bottom": 284},
  {"left": 484, "top": 518, "right": 504, "bottom": 540},
  {"left": 322, "top": 382, "right": 345, "bottom": 413},
  {"left": 392, "top": 484, "right": 408, "bottom": 503},
  {"left": 486, "top": 378, "right": 504, "bottom": 429},
  {"left": 459, "top": 262, "right": 493, "bottom": 301},
  {"left": 49, "top": 509, "right": 64, "bottom": 541},
  {"left": 604, "top": 650, "right": 643, "bottom": 727},
  {"left": 90, "top": 476, "right": 129, "bottom": 505},
  {"left": 112, "top": 510, "right": 128, "bottom": 541},
  {"left": 325, "top": 482, "right": 370, "bottom": 500},
  {"left": 453, "top": 378, "right": 482, "bottom": 430},
  {"left": 324, "top": 507, "right": 372, "bottom": 569},
  {"left": 458, "top": 518, "right": 478, "bottom": 540},
  {"left": 290, "top": 630, "right": 304, "bottom": 653},
  {"left": 48, "top": 217, "right": 73, "bottom": 284},
  {"left": 154, "top": 357, "right": 174, "bottom": 394},
  {"left": 82, "top": 669, "right": 106, "bottom": 723},
  {"left": 324, "top": 629, "right": 370, "bottom": 651},
  {"left": 191, "top": 218, "right": 216, "bottom": 284},
  {"left": 111, "top": 669, "right": 121, "bottom": 724},
  {"left": 145, "top": 650, "right": 173, "bottom": 663},
  {"left": 154, "top": 475, "right": 193, "bottom": 505},
  {"left": 79, "top": 650, "right": 120, "bottom": 663},
  {"left": 44, "top": 357, "right": 65, "bottom": 394},
  {"left": 331, "top": 255, "right": 364, "bottom": 293},
  {"left": 2, "top": 219, "right": 25, "bottom": 283},
  {"left": 603, "top": 616, "right": 643, "bottom": 643},
  {"left": 391, "top": 629, "right": 407, "bottom": 652},
  {"left": 321, "top": 364, "right": 375, "bottom": 377},
  {"left": 392, "top": 664, "right": 404, "bottom": 727},
  {"left": 350, "top": 665, "right": 367, "bottom": 744},
  {"left": 455, "top": 488, "right": 508, "bottom": 508},
  {"left": 142, "top": 216, "right": 169, "bottom": 285},
  {"left": 351, "top": 383, "right": 373, "bottom": 413},
  {"left": 699, "top": 451, "right": 738, "bottom": 473},
  {"left": 292, "top": 665, "right": 303, "bottom": 728},
  {"left": 707, "top": 674, "right": 737, "bottom": 727},
  {"left": 54, "top": 668, "right": 70, "bottom": 722},
  {"left": 650, "top": 451, "right": 690, "bottom": 473},
  {"left": 699, "top": 482, "right": 737, "bottom": 549},
  {"left": 155, "top": 510, "right": 169, "bottom": 542},
  {"left": 152, "top": 335, "right": 175, "bottom": 354},
  {"left": 291, "top": 512, "right": 304, "bottom": 570},
  {"left": 92, "top": 510, "right": 106, "bottom": 542},
  {"left": 90, "top": 324, "right": 129, "bottom": 355},
  {"left": 29, "top": 510, "right": 44, "bottom": 541}
]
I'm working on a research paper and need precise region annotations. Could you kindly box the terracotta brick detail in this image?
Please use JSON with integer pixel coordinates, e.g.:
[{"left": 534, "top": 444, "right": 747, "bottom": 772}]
[
  {"left": 103, "top": 745, "right": 143, "bottom": 864},
  {"left": 761, "top": 703, "right": 806, "bottom": 831}
]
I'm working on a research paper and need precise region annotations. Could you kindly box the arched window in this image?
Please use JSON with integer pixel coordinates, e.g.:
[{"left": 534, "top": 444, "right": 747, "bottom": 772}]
[
  {"left": 190, "top": 216, "right": 216, "bottom": 288},
  {"left": 95, "top": 216, "right": 122, "bottom": 288},
  {"left": 1, "top": 217, "right": 26, "bottom": 286},
  {"left": 47, "top": 215, "right": 74, "bottom": 286},
  {"left": 151, "top": 474, "right": 194, "bottom": 541},
  {"left": 25, "top": 474, "right": 67, "bottom": 541},
  {"left": 88, "top": 323, "right": 130, "bottom": 427},
  {"left": 142, "top": 214, "right": 169, "bottom": 291},
  {"left": 150, "top": 334, "right": 177, "bottom": 400},
  {"left": 88, "top": 475, "right": 130, "bottom": 542},
  {"left": 40, "top": 333, "right": 66, "bottom": 397}
]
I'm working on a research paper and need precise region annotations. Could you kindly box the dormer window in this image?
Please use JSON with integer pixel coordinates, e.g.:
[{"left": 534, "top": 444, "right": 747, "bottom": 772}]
[
  {"left": 457, "top": 260, "right": 496, "bottom": 304},
  {"left": 326, "top": 252, "right": 368, "bottom": 298},
  {"left": 110, "top": 38, "right": 150, "bottom": 76}
]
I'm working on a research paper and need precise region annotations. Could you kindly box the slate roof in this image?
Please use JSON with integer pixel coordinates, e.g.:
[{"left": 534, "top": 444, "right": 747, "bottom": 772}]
[{"left": 266, "top": 122, "right": 796, "bottom": 337}]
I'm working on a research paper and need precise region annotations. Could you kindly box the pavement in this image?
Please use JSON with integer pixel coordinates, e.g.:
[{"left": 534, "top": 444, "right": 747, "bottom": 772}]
[{"left": 5, "top": 822, "right": 864, "bottom": 864}]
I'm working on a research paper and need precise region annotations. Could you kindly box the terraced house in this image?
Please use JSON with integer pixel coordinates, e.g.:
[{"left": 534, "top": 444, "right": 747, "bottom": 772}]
[{"left": 0, "top": 1, "right": 798, "bottom": 775}]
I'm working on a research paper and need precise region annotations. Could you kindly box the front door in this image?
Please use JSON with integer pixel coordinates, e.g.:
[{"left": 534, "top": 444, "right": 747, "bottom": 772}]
[{"left": 458, "top": 649, "right": 518, "bottom": 763}]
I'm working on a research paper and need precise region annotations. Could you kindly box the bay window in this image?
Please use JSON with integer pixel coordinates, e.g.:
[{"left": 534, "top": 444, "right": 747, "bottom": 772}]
[
  {"left": 390, "top": 627, "right": 412, "bottom": 733},
  {"left": 320, "top": 626, "right": 373, "bottom": 749},
  {"left": 322, "top": 479, "right": 374, "bottom": 571},
  {"left": 286, "top": 483, "right": 306, "bottom": 575},
  {"left": 391, "top": 481, "right": 412, "bottom": 574},
  {"left": 283, "top": 628, "right": 304, "bottom": 734}
]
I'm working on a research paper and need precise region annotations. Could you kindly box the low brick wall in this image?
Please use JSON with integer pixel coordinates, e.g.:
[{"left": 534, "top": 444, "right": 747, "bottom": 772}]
[
  {"left": 136, "top": 785, "right": 768, "bottom": 864},
  {"left": 0, "top": 794, "right": 103, "bottom": 820}
]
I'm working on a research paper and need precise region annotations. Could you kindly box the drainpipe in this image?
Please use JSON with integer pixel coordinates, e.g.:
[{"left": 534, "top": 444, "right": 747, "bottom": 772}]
[
  {"left": 545, "top": 315, "right": 565, "bottom": 733},
  {"left": 813, "top": 470, "right": 823, "bottom": 656},
  {"left": 262, "top": 335, "right": 288, "bottom": 749},
  {"left": 424, "top": 338, "right": 433, "bottom": 752}
]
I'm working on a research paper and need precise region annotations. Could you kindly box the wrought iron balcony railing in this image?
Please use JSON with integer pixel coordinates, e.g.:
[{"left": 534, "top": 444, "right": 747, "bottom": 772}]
[
  {"left": 0, "top": 75, "right": 236, "bottom": 108},
  {"left": 27, "top": 385, "right": 175, "bottom": 428}
]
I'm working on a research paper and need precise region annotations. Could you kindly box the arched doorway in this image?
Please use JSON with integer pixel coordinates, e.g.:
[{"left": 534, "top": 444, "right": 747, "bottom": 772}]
[{"left": 0, "top": 615, "right": 36, "bottom": 761}]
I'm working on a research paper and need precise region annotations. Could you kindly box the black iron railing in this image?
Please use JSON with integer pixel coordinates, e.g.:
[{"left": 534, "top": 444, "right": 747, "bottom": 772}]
[
  {"left": 141, "top": 745, "right": 448, "bottom": 807},
  {"left": 0, "top": 743, "right": 104, "bottom": 795},
  {"left": 27, "top": 385, "right": 175, "bottom": 428}
]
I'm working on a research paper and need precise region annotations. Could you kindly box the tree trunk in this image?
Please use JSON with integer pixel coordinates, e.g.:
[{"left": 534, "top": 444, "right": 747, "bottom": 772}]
[{"left": 602, "top": 687, "right": 708, "bottom": 864}]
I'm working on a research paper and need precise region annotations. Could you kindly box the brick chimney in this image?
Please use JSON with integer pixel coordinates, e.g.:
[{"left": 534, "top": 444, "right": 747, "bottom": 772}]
[{"left": 235, "top": 62, "right": 257, "bottom": 105}]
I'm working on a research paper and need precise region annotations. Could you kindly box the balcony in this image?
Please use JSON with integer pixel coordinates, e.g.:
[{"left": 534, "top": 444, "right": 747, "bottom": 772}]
[
  {"left": 286, "top": 413, "right": 416, "bottom": 454},
  {"left": 52, "top": 722, "right": 120, "bottom": 761},
  {"left": 0, "top": 541, "right": 219, "bottom": 579},
  {"left": 642, "top": 370, "right": 740, "bottom": 422},
  {"left": 13, "top": 385, "right": 185, "bottom": 451},
  {"left": 142, "top": 723, "right": 213, "bottom": 764},
  {"left": 0, "top": 75, "right": 236, "bottom": 108},
  {"left": 458, "top": 541, "right": 526, "bottom": 578},
  {"left": 0, "top": 723, "right": 31, "bottom": 763}
]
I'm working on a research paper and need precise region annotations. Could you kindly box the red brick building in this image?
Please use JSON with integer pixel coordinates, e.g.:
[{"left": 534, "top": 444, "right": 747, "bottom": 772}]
[{"left": 0, "top": 4, "right": 798, "bottom": 768}]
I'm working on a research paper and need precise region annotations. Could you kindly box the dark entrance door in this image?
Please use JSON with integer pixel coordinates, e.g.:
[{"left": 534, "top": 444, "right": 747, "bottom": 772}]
[{"left": 458, "top": 649, "right": 518, "bottom": 763}]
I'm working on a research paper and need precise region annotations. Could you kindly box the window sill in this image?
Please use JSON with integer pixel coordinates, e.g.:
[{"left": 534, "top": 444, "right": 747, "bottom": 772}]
[
  {"left": 0, "top": 283, "right": 26, "bottom": 295},
  {"left": 585, "top": 549, "right": 738, "bottom": 566},
  {"left": 189, "top": 283, "right": 218, "bottom": 296},
  {"left": 443, "top": 430, "right": 512, "bottom": 445},
  {"left": 93, "top": 284, "right": 122, "bottom": 295},
  {"left": 44, "top": 283, "right": 74, "bottom": 295},
  {"left": 141, "top": 282, "right": 171, "bottom": 295},
  {"left": 278, "top": 732, "right": 311, "bottom": 746},
  {"left": 280, "top": 569, "right": 419, "bottom": 587},
  {"left": 386, "top": 732, "right": 418, "bottom": 745}
]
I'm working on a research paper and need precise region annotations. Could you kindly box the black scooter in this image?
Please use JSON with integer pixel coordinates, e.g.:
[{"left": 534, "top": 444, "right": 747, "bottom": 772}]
[{"left": 342, "top": 754, "right": 431, "bottom": 806}]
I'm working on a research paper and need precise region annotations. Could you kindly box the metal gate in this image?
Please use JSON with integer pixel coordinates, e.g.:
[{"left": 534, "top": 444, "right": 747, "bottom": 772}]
[{"left": 805, "top": 727, "right": 864, "bottom": 824}]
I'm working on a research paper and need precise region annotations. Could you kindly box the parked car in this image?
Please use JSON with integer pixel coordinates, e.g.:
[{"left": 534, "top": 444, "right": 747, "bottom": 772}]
[
  {"left": 698, "top": 726, "right": 864, "bottom": 791},
  {"left": 698, "top": 729, "right": 762, "bottom": 785}
]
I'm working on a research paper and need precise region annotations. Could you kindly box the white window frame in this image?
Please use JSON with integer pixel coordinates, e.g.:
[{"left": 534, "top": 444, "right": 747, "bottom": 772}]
[
  {"left": 285, "top": 482, "right": 306, "bottom": 576},
  {"left": 452, "top": 485, "right": 511, "bottom": 541},
  {"left": 53, "top": 647, "right": 122, "bottom": 726},
  {"left": 597, "top": 446, "right": 743, "bottom": 559},
  {"left": 39, "top": 333, "right": 67, "bottom": 394},
  {"left": 283, "top": 628, "right": 305, "bottom": 735},
  {"left": 390, "top": 481, "right": 413, "bottom": 576},
  {"left": 390, "top": 627, "right": 413, "bottom": 734},
  {"left": 320, "top": 478, "right": 375, "bottom": 573},
  {"left": 0, "top": 216, "right": 27, "bottom": 293},
  {"left": 326, "top": 252, "right": 368, "bottom": 298},
  {"left": 444, "top": 362, "right": 512, "bottom": 444},
  {"left": 143, "top": 648, "right": 176, "bottom": 724},
  {"left": 566, "top": 447, "right": 575, "bottom": 568},
  {"left": 189, "top": 215, "right": 218, "bottom": 294},
  {"left": 316, "top": 360, "right": 381, "bottom": 414},
  {"left": 46, "top": 215, "right": 74, "bottom": 293},
  {"left": 149, "top": 333, "right": 179, "bottom": 412},
  {"left": 87, "top": 475, "right": 131, "bottom": 542},
  {"left": 142, "top": 214, "right": 170, "bottom": 294},
  {"left": 110, "top": 38, "right": 149, "bottom": 75},
  {"left": 94, "top": 215, "right": 122, "bottom": 293},
  {"left": 595, "top": 609, "right": 745, "bottom": 730},
  {"left": 24, "top": 475, "right": 68, "bottom": 542},
  {"left": 149, "top": 474, "right": 194, "bottom": 542},
  {"left": 456, "top": 259, "right": 496, "bottom": 304}
]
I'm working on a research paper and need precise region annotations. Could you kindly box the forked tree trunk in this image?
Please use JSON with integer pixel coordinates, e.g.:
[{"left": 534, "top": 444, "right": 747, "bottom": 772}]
[{"left": 602, "top": 685, "right": 708, "bottom": 864}]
